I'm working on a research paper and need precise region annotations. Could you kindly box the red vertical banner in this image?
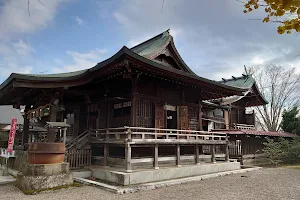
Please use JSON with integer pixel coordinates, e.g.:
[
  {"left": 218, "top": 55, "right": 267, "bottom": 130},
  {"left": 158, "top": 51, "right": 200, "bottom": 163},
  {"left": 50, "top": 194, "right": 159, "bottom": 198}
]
[{"left": 7, "top": 118, "right": 17, "bottom": 153}]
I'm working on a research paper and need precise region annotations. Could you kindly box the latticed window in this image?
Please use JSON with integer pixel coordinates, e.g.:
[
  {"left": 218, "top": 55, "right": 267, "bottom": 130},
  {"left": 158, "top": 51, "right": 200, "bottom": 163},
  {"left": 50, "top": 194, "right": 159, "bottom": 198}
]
[
  {"left": 188, "top": 107, "right": 198, "bottom": 130},
  {"left": 137, "top": 99, "right": 154, "bottom": 128}
]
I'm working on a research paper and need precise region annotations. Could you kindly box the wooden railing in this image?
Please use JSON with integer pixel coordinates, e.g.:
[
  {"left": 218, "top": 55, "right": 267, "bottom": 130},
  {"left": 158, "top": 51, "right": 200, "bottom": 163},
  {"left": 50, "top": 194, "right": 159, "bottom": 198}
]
[
  {"left": 65, "top": 149, "right": 92, "bottom": 169},
  {"left": 233, "top": 123, "right": 255, "bottom": 130},
  {"left": 89, "top": 126, "right": 228, "bottom": 142}
]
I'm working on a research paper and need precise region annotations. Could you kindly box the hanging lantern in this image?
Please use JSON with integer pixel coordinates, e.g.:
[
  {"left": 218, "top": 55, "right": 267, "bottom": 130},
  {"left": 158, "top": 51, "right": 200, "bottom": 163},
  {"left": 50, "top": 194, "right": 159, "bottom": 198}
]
[{"left": 43, "top": 107, "right": 50, "bottom": 116}]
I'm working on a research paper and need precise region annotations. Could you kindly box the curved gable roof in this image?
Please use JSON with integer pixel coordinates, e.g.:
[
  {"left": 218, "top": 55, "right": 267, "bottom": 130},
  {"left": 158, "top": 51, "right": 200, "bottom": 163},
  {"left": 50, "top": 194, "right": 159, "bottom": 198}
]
[{"left": 131, "top": 29, "right": 196, "bottom": 74}]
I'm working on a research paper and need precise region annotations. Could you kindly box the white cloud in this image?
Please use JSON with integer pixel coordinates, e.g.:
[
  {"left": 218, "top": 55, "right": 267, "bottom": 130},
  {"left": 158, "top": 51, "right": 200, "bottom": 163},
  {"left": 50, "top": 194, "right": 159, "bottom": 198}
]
[
  {"left": 0, "top": 57, "right": 33, "bottom": 76},
  {"left": 52, "top": 48, "right": 108, "bottom": 73},
  {"left": 75, "top": 16, "right": 84, "bottom": 25},
  {"left": 13, "top": 39, "right": 34, "bottom": 56},
  {"left": 0, "top": 40, "right": 35, "bottom": 77},
  {"left": 113, "top": 0, "right": 300, "bottom": 81},
  {"left": 0, "top": 0, "right": 65, "bottom": 40},
  {"left": 0, "top": 0, "right": 65, "bottom": 79},
  {"left": 251, "top": 57, "right": 265, "bottom": 65}
]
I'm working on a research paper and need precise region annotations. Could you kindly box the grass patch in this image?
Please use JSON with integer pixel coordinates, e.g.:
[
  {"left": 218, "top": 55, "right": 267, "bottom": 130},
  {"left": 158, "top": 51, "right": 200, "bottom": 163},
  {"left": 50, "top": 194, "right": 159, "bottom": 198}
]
[
  {"left": 19, "top": 182, "right": 81, "bottom": 195},
  {"left": 280, "top": 164, "right": 300, "bottom": 169}
]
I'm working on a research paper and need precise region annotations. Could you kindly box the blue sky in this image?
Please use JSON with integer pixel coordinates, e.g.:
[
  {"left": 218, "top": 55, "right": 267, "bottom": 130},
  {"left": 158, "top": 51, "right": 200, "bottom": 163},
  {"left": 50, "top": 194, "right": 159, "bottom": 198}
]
[{"left": 0, "top": 0, "right": 299, "bottom": 83}]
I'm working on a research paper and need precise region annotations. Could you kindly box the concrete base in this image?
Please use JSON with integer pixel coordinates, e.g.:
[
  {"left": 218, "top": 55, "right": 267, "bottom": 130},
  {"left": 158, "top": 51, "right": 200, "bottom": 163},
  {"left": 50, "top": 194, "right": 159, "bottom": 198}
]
[
  {"left": 74, "top": 166, "right": 262, "bottom": 194},
  {"left": 90, "top": 161, "right": 240, "bottom": 186},
  {"left": 16, "top": 162, "right": 73, "bottom": 191}
]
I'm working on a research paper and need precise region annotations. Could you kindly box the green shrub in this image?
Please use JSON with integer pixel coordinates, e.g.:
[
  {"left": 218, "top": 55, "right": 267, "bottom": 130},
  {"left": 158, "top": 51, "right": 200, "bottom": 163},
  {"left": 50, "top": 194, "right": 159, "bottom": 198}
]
[
  {"left": 263, "top": 137, "right": 300, "bottom": 165},
  {"left": 0, "top": 132, "right": 8, "bottom": 141}
]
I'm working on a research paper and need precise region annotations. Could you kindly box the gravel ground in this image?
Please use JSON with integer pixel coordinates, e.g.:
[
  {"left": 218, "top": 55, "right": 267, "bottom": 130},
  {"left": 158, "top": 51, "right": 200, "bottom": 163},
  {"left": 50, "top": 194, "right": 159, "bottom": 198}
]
[{"left": 1, "top": 168, "right": 300, "bottom": 200}]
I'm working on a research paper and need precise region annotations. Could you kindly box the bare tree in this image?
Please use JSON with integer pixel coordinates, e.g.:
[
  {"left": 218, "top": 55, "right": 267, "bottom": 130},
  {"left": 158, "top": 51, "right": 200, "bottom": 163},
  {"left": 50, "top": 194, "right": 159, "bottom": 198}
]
[{"left": 250, "top": 65, "right": 300, "bottom": 132}]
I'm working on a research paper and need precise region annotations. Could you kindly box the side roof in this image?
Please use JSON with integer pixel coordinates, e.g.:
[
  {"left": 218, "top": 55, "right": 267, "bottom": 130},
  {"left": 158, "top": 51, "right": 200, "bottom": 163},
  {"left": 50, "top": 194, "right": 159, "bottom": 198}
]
[
  {"left": 219, "top": 74, "right": 268, "bottom": 105},
  {"left": 219, "top": 74, "right": 255, "bottom": 89}
]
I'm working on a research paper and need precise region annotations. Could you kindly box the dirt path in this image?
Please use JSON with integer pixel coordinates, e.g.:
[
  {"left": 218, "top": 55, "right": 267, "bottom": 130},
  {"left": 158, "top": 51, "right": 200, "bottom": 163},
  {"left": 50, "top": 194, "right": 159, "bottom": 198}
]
[{"left": 1, "top": 168, "right": 299, "bottom": 200}]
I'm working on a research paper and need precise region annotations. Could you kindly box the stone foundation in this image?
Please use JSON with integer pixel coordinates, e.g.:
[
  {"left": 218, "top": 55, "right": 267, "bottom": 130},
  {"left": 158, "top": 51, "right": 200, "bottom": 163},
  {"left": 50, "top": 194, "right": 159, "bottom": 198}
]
[
  {"left": 88, "top": 161, "right": 240, "bottom": 186},
  {"left": 16, "top": 162, "right": 73, "bottom": 191}
]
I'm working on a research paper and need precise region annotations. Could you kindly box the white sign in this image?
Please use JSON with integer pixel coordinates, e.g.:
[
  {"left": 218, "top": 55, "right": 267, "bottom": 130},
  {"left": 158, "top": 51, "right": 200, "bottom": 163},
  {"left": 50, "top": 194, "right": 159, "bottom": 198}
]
[{"left": 164, "top": 105, "right": 176, "bottom": 111}]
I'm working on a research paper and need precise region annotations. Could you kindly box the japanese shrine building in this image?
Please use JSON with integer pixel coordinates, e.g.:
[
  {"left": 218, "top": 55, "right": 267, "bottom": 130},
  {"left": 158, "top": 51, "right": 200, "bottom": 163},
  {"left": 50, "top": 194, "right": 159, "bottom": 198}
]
[
  {"left": 0, "top": 30, "right": 279, "bottom": 178},
  {"left": 0, "top": 30, "right": 245, "bottom": 137}
]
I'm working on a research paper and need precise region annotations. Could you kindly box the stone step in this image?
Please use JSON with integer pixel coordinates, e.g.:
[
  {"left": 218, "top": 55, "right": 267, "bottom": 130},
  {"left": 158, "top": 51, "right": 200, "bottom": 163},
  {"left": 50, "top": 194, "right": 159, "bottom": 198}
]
[{"left": 0, "top": 175, "right": 15, "bottom": 185}]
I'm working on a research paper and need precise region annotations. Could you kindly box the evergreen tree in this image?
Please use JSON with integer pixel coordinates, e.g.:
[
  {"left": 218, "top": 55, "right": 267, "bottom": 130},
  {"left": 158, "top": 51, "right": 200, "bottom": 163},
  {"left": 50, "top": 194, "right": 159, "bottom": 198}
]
[{"left": 280, "top": 106, "right": 300, "bottom": 135}]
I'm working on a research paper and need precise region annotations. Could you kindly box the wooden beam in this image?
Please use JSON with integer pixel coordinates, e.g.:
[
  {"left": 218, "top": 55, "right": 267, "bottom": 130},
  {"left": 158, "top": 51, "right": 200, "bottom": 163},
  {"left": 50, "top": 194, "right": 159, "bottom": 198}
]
[{"left": 13, "top": 77, "right": 92, "bottom": 89}]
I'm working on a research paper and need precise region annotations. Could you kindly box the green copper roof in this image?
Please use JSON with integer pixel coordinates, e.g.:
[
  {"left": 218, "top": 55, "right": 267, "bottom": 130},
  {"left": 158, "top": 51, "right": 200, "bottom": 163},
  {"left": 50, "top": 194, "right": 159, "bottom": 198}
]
[
  {"left": 219, "top": 74, "right": 255, "bottom": 89},
  {"left": 131, "top": 29, "right": 171, "bottom": 57},
  {"left": 0, "top": 30, "right": 246, "bottom": 97},
  {"left": 15, "top": 69, "right": 88, "bottom": 78}
]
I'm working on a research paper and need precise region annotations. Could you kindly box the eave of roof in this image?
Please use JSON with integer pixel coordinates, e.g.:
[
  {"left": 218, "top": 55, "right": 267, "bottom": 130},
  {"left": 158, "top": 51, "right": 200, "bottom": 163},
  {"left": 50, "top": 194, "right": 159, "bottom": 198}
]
[{"left": 213, "top": 129, "right": 295, "bottom": 137}]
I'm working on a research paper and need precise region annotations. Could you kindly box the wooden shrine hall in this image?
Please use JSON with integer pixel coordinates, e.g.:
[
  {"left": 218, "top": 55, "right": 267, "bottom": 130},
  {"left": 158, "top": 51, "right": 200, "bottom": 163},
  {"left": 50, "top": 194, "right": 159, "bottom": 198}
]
[{"left": 0, "top": 30, "right": 247, "bottom": 172}]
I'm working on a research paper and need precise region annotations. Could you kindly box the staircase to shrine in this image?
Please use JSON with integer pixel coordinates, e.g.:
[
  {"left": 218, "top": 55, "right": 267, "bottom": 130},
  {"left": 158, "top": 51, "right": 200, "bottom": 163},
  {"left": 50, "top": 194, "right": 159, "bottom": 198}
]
[{"left": 66, "top": 130, "right": 90, "bottom": 151}]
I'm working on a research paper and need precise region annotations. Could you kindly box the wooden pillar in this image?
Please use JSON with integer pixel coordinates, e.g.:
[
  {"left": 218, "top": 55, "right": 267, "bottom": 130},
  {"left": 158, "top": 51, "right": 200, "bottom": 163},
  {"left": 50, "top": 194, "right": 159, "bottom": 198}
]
[
  {"left": 48, "top": 100, "right": 59, "bottom": 142},
  {"left": 125, "top": 143, "right": 132, "bottom": 172},
  {"left": 225, "top": 110, "right": 229, "bottom": 129},
  {"left": 195, "top": 144, "right": 200, "bottom": 165},
  {"left": 153, "top": 144, "right": 159, "bottom": 169},
  {"left": 74, "top": 107, "right": 80, "bottom": 136},
  {"left": 211, "top": 144, "right": 216, "bottom": 163},
  {"left": 103, "top": 144, "right": 109, "bottom": 167},
  {"left": 237, "top": 108, "right": 240, "bottom": 124},
  {"left": 225, "top": 142, "right": 230, "bottom": 162},
  {"left": 131, "top": 75, "right": 138, "bottom": 126},
  {"left": 198, "top": 102, "right": 203, "bottom": 131},
  {"left": 63, "top": 119, "right": 67, "bottom": 144},
  {"left": 176, "top": 144, "right": 181, "bottom": 167},
  {"left": 106, "top": 103, "right": 111, "bottom": 129},
  {"left": 241, "top": 135, "right": 245, "bottom": 165},
  {"left": 22, "top": 105, "right": 30, "bottom": 147}
]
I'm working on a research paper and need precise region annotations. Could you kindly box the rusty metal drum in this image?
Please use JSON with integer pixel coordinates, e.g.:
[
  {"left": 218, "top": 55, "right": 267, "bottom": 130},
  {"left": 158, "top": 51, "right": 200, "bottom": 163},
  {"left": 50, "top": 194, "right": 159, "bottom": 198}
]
[{"left": 28, "top": 142, "right": 66, "bottom": 164}]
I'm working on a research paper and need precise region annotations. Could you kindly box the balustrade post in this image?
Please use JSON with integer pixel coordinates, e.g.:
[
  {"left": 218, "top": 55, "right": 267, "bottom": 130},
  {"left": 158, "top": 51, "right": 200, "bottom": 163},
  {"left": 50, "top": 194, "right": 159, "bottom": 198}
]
[
  {"left": 103, "top": 144, "right": 109, "bottom": 167},
  {"left": 195, "top": 144, "right": 200, "bottom": 165},
  {"left": 105, "top": 129, "right": 109, "bottom": 140},
  {"left": 127, "top": 128, "right": 132, "bottom": 141},
  {"left": 154, "top": 144, "right": 159, "bottom": 169},
  {"left": 125, "top": 143, "right": 132, "bottom": 172},
  {"left": 225, "top": 142, "right": 230, "bottom": 162},
  {"left": 211, "top": 144, "right": 216, "bottom": 163},
  {"left": 176, "top": 144, "right": 181, "bottom": 167}
]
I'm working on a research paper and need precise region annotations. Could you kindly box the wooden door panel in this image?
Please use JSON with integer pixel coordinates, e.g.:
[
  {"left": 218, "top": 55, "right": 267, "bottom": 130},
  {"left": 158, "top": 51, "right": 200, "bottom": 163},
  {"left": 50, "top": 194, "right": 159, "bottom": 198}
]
[
  {"left": 155, "top": 103, "right": 164, "bottom": 129},
  {"left": 177, "top": 106, "right": 189, "bottom": 130}
]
